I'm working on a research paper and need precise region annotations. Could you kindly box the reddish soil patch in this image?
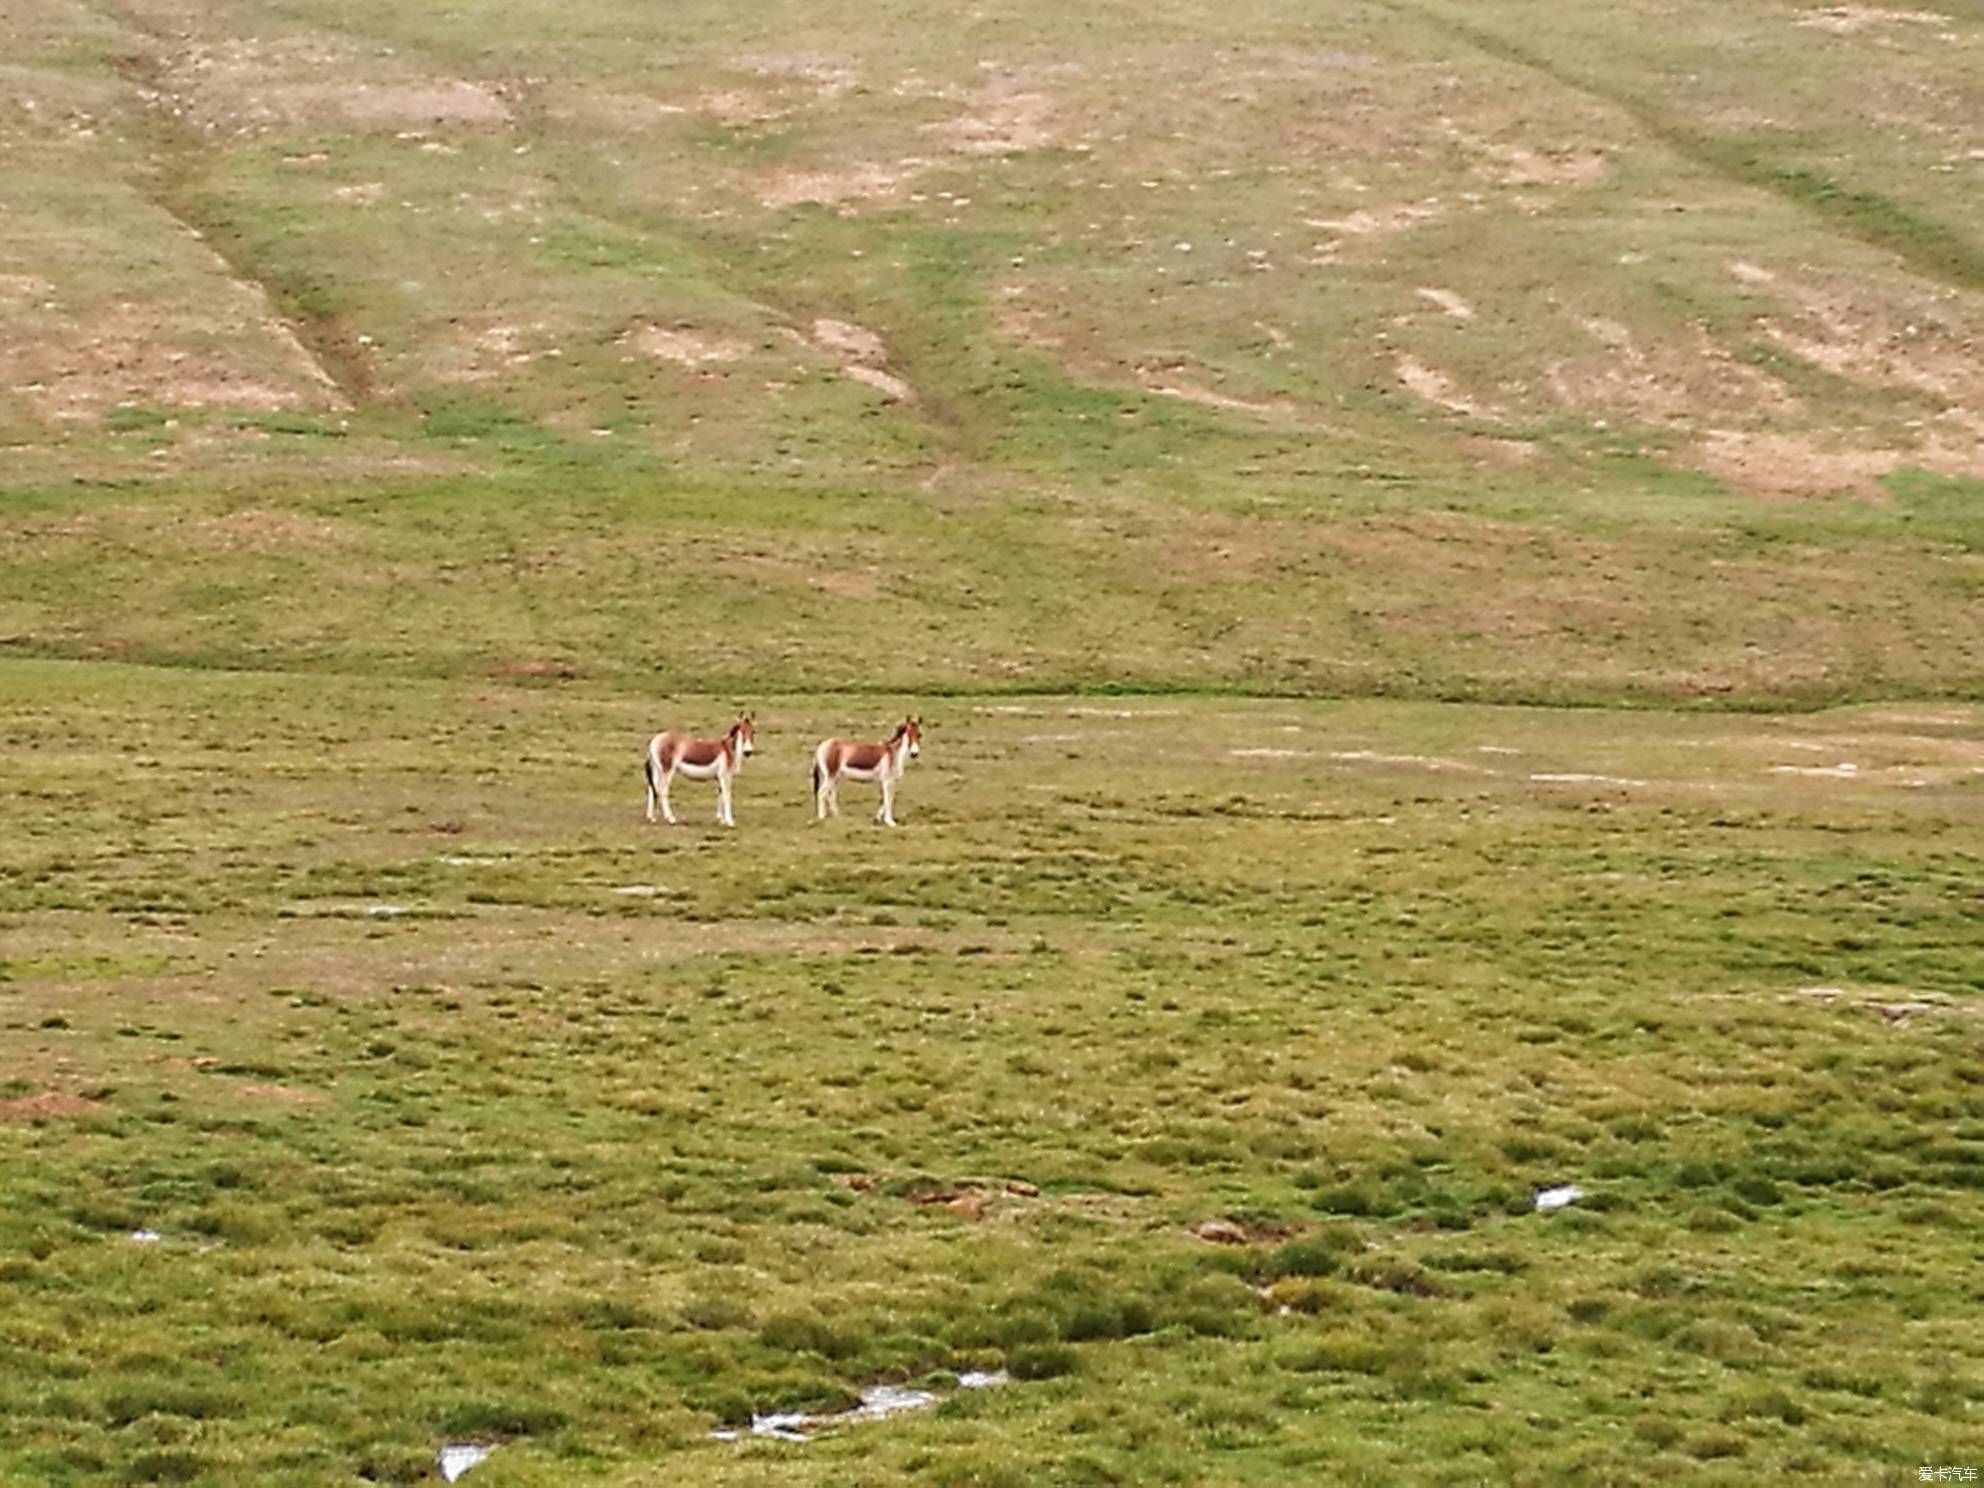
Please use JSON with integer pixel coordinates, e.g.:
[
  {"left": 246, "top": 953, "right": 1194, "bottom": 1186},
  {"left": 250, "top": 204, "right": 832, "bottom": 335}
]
[
  {"left": 1191, "top": 1217, "right": 1299, "bottom": 1245},
  {"left": 1691, "top": 430, "right": 1903, "bottom": 499},
  {"left": 0, "top": 1090, "right": 104, "bottom": 1121}
]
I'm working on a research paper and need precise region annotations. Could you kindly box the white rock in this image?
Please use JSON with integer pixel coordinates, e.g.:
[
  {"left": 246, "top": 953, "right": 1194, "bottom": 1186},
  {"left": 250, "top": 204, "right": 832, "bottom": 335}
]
[{"left": 437, "top": 1443, "right": 497, "bottom": 1481}]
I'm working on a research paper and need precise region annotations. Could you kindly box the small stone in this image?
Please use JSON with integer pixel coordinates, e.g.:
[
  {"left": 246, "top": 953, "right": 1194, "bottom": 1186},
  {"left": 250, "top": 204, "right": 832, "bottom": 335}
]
[
  {"left": 437, "top": 1443, "right": 496, "bottom": 1481},
  {"left": 1192, "top": 1219, "right": 1249, "bottom": 1245}
]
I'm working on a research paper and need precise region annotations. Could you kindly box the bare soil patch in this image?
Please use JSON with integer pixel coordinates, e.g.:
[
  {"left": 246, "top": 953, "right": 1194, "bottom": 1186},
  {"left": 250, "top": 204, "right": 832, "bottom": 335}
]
[
  {"left": 308, "top": 80, "right": 509, "bottom": 130},
  {"left": 1397, "top": 356, "right": 1500, "bottom": 419},
  {"left": 149, "top": 36, "right": 511, "bottom": 135},
  {"left": 1795, "top": 6, "right": 1952, "bottom": 32},
  {"left": 804, "top": 317, "right": 915, "bottom": 401},
  {"left": 627, "top": 325, "right": 749, "bottom": 367},
  {"left": 1753, "top": 271, "right": 1984, "bottom": 429},
  {"left": 421, "top": 319, "right": 557, "bottom": 386},
  {"left": 753, "top": 64, "right": 1068, "bottom": 209},
  {"left": 3, "top": 300, "right": 348, "bottom": 422},
  {"left": 1543, "top": 318, "right": 1793, "bottom": 427},
  {"left": 1417, "top": 287, "right": 1475, "bottom": 320},
  {"left": 698, "top": 86, "right": 799, "bottom": 127},
  {"left": 1472, "top": 141, "right": 1609, "bottom": 188},
  {"left": 843, "top": 365, "right": 914, "bottom": 400},
  {"left": 0, "top": 273, "right": 55, "bottom": 309},
  {"left": 1143, "top": 378, "right": 1289, "bottom": 417},
  {"left": 758, "top": 162, "right": 908, "bottom": 209},
  {"left": 926, "top": 81, "right": 1057, "bottom": 157},
  {"left": 738, "top": 53, "right": 859, "bottom": 94},
  {"left": 1696, "top": 435, "right": 1872, "bottom": 498},
  {"left": 1690, "top": 429, "right": 1975, "bottom": 499},
  {"left": 811, "top": 568, "right": 882, "bottom": 599},
  {"left": 812, "top": 318, "right": 888, "bottom": 365},
  {"left": 1460, "top": 434, "right": 1537, "bottom": 467},
  {"left": 0, "top": 1090, "right": 103, "bottom": 1122},
  {"left": 542, "top": 87, "right": 689, "bottom": 131},
  {"left": 1306, "top": 199, "right": 1445, "bottom": 241},
  {"left": 190, "top": 509, "right": 348, "bottom": 551}
]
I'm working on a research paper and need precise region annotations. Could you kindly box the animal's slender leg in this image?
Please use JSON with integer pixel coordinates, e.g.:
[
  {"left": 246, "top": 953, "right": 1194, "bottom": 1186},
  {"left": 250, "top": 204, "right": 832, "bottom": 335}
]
[
  {"left": 719, "top": 770, "right": 734, "bottom": 828},
  {"left": 645, "top": 747, "right": 659, "bottom": 823},
  {"left": 878, "top": 774, "right": 895, "bottom": 827},
  {"left": 660, "top": 769, "right": 677, "bottom": 826}
]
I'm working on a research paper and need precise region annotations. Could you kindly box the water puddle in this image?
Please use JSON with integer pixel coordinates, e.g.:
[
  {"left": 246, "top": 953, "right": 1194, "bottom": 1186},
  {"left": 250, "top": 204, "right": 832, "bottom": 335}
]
[
  {"left": 125, "top": 1228, "right": 221, "bottom": 1254},
  {"left": 1789, "top": 985, "right": 1956, "bottom": 1025},
  {"left": 1327, "top": 750, "right": 1478, "bottom": 772},
  {"left": 711, "top": 1371, "right": 1008, "bottom": 1444},
  {"left": 1529, "top": 773, "right": 1646, "bottom": 787},
  {"left": 436, "top": 1442, "right": 497, "bottom": 1481}
]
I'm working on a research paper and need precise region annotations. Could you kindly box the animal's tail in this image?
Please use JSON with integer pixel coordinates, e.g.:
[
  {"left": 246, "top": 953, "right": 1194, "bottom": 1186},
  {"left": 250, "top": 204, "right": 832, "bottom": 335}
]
[
  {"left": 643, "top": 740, "right": 660, "bottom": 801},
  {"left": 810, "top": 754, "right": 822, "bottom": 800}
]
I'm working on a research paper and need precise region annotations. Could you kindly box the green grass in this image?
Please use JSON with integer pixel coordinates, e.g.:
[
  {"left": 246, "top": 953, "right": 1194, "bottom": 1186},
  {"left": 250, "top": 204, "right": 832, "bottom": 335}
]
[
  {"left": 1, "top": 659, "right": 1979, "bottom": 1482},
  {"left": 0, "top": 469, "right": 1979, "bottom": 704}
]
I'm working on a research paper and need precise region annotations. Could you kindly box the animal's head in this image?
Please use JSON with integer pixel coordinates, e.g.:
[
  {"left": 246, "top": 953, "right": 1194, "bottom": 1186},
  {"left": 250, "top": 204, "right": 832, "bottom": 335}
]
[
  {"left": 903, "top": 715, "right": 922, "bottom": 759},
  {"left": 733, "top": 713, "right": 756, "bottom": 756}
]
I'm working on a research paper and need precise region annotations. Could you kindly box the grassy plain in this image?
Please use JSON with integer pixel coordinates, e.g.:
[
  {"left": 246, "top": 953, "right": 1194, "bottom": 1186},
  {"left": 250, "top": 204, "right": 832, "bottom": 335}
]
[
  {"left": 2, "top": 0, "right": 1982, "bottom": 1482},
  {"left": 2, "top": 661, "right": 1980, "bottom": 1484}
]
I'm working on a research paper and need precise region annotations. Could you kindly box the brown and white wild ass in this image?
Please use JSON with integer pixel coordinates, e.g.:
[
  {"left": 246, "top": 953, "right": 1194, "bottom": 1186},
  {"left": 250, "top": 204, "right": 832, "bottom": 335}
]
[
  {"left": 644, "top": 715, "right": 756, "bottom": 827},
  {"left": 812, "top": 718, "right": 921, "bottom": 827}
]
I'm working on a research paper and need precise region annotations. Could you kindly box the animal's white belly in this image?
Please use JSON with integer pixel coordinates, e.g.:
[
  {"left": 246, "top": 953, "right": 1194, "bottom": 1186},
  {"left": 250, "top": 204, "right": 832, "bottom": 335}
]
[{"left": 675, "top": 760, "right": 723, "bottom": 780}]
